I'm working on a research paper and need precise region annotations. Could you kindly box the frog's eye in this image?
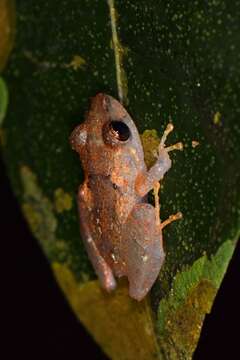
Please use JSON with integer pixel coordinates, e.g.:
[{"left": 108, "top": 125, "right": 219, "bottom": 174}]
[
  {"left": 103, "top": 120, "right": 131, "bottom": 146},
  {"left": 109, "top": 121, "right": 130, "bottom": 141}
]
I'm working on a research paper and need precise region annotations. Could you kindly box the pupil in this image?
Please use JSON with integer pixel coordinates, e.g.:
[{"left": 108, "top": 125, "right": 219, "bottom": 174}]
[{"left": 110, "top": 121, "right": 130, "bottom": 141}]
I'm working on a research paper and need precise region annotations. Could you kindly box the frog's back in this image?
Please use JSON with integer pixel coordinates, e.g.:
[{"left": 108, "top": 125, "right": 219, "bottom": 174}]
[
  {"left": 86, "top": 174, "right": 139, "bottom": 275},
  {"left": 86, "top": 175, "right": 121, "bottom": 252}
]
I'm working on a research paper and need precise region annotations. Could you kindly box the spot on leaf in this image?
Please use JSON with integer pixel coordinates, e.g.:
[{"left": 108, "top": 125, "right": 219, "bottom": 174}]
[{"left": 54, "top": 188, "right": 73, "bottom": 213}]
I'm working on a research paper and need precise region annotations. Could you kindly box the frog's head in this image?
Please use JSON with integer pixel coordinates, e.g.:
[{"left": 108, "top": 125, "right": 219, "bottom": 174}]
[{"left": 70, "top": 93, "right": 144, "bottom": 174}]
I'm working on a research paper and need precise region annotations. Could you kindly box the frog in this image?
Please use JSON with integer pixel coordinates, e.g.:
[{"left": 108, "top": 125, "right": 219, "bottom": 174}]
[{"left": 70, "top": 93, "right": 183, "bottom": 301}]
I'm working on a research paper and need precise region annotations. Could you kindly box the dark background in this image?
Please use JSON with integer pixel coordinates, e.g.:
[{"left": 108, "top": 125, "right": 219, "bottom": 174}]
[{"left": 1, "top": 153, "right": 239, "bottom": 359}]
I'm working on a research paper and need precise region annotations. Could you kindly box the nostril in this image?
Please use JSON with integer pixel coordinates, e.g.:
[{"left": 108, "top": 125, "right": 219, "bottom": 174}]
[{"left": 102, "top": 94, "right": 111, "bottom": 111}]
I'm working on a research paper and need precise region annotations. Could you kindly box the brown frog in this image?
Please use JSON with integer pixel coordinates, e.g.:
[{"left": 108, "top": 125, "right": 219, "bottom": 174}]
[{"left": 70, "top": 93, "right": 183, "bottom": 301}]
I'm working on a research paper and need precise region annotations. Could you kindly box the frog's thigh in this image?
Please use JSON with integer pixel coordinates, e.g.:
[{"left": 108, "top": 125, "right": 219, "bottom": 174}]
[
  {"left": 78, "top": 189, "right": 116, "bottom": 292},
  {"left": 123, "top": 203, "right": 165, "bottom": 301}
]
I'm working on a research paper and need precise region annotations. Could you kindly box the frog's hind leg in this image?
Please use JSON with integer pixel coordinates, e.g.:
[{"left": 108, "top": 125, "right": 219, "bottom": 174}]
[
  {"left": 122, "top": 204, "right": 165, "bottom": 301},
  {"left": 78, "top": 187, "right": 116, "bottom": 292}
]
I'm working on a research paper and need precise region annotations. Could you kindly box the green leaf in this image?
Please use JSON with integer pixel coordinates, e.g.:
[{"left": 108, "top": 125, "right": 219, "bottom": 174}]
[
  {"left": 0, "top": 0, "right": 15, "bottom": 71},
  {"left": 2, "top": 1, "right": 240, "bottom": 359},
  {"left": 0, "top": 77, "right": 8, "bottom": 126}
]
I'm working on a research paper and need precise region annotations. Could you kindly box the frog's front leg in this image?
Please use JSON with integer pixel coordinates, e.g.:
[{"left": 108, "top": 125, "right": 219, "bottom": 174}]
[
  {"left": 77, "top": 185, "right": 117, "bottom": 292},
  {"left": 136, "top": 123, "right": 183, "bottom": 197}
]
